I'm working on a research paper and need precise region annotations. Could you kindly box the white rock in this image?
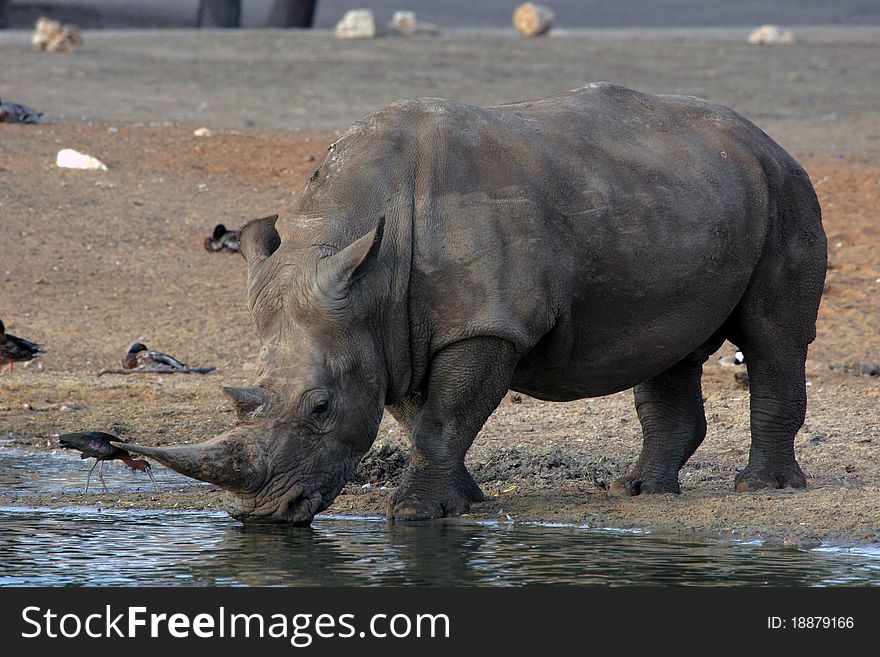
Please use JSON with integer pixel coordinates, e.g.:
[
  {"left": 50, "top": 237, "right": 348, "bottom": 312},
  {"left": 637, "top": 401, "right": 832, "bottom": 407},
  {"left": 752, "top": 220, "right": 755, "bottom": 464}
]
[
  {"left": 193, "top": 127, "right": 213, "bottom": 137},
  {"left": 56, "top": 148, "right": 108, "bottom": 171},
  {"left": 747, "top": 25, "right": 795, "bottom": 45},
  {"left": 390, "top": 11, "right": 417, "bottom": 33},
  {"left": 335, "top": 9, "right": 376, "bottom": 40},
  {"left": 32, "top": 16, "right": 81, "bottom": 53},
  {"left": 388, "top": 10, "right": 438, "bottom": 36}
]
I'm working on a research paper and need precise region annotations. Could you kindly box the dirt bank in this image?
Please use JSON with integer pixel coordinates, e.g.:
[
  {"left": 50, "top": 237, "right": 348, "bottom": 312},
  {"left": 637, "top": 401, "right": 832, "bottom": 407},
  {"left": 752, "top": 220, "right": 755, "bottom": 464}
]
[{"left": 1, "top": 119, "right": 877, "bottom": 547}]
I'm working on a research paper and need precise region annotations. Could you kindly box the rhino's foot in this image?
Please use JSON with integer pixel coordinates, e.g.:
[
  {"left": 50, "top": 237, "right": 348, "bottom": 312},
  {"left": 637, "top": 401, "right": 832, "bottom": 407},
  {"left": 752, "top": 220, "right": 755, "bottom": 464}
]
[
  {"left": 609, "top": 470, "right": 681, "bottom": 496},
  {"left": 734, "top": 462, "right": 806, "bottom": 492},
  {"left": 388, "top": 467, "right": 484, "bottom": 521}
]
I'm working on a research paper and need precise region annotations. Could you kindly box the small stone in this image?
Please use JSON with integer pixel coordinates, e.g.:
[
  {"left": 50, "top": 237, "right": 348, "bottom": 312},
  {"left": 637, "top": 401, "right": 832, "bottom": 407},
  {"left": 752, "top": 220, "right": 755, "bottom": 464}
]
[
  {"left": 335, "top": 10, "right": 376, "bottom": 40},
  {"left": 193, "top": 127, "right": 213, "bottom": 137},
  {"left": 388, "top": 11, "right": 437, "bottom": 35},
  {"left": 747, "top": 25, "right": 795, "bottom": 45},
  {"left": 390, "top": 11, "right": 418, "bottom": 34},
  {"left": 56, "top": 148, "right": 108, "bottom": 171},
  {"left": 513, "top": 3, "right": 554, "bottom": 37},
  {"left": 32, "top": 16, "right": 82, "bottom": 53}
]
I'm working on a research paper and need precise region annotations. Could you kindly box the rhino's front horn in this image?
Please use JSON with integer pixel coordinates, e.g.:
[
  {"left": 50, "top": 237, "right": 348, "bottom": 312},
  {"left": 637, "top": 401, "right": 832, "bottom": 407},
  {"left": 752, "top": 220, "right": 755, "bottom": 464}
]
[{"left": 113, "top": 436, "right": 265, "bottom": 492}]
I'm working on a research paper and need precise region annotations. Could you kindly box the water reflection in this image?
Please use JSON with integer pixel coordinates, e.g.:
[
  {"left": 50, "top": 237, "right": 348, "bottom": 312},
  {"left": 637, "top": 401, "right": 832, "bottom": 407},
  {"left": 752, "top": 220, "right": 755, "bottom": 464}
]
[{"left": 1, "top": 507, "right": 878, "bottom": 587}]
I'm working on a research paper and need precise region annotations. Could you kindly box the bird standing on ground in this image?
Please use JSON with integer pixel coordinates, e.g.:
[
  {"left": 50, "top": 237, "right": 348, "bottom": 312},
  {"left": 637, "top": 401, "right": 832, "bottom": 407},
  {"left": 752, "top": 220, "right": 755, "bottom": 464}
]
[
  {"left": 58, "top": 431, "right": 158, "bottom": 492},
  {"left": 203, "top": 224, "right": 240, "bottom": 253},
  {"left": 122, "top": 342, "right": 188, "bottom": 370},
  {"left": 0, "top": 319, "right": 45, "bottom": 372}
]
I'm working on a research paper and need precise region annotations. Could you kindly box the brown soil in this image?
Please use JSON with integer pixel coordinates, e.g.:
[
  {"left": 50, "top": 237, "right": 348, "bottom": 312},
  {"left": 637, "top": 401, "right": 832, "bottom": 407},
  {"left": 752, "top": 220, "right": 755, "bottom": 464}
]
[{"left": 1, "top": 121, "right": 878, "bottom": 547}]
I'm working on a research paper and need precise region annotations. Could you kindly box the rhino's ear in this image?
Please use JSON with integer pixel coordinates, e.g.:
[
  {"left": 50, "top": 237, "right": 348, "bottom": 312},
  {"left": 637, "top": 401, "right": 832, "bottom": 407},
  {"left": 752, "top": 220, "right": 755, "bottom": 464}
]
[
  {"left": 318, "top": 216, "right": 385, "bottom": 297},
  {"left": 239, "top": 214, "right": 281, "bottom": 266}
]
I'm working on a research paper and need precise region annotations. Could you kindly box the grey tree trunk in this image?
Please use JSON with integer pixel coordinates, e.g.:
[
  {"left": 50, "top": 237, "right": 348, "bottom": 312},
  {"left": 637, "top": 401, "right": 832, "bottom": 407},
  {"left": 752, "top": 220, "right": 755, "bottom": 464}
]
[
  {"left": 268, "top": 0, "right": 318, "bottom": 28},
  {"left": 197, "top": 0, "right": 241, "bottom": 28}
]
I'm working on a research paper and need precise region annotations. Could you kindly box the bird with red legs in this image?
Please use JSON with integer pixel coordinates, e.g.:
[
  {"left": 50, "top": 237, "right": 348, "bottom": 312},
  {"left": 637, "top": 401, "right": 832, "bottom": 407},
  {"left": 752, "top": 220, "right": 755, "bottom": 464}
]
[
  {"left": 0, "top": 318, "right": 45, "bottom": 373},
  {"left": 59, "top": 431, "right": 158, "bottom": 492}
]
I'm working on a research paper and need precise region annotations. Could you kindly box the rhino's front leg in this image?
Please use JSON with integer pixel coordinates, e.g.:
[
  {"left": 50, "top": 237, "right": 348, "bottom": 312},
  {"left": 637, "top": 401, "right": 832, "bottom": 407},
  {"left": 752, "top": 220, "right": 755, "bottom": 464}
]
[{"left": 388, "top": 337, "right": 519, "bottom": 520}]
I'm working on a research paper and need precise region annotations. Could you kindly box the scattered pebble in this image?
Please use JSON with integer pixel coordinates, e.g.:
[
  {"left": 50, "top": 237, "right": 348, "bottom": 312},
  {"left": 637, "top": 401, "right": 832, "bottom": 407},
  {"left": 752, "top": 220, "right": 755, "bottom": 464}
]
[
  {"left": 513, "top": 3, "right": 554, "bottom": 37},
  {"left": 747, "top": 25, "right": 795, "bottom": 45},
  {"left": 56, "top": 148, "right": 108, "bottom": 171},
  {"left": 335, "top": 9, "right": 376, "bottom": 39},
  {"left": 32, "top": 16, "right": 82, "bottom": 53}
]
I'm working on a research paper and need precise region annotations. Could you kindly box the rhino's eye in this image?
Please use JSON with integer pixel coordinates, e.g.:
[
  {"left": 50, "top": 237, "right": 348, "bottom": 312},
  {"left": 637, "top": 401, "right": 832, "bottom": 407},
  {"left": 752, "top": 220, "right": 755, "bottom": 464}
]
[{"left": 312, "top": 400, "right": 329, "bottom": 415}]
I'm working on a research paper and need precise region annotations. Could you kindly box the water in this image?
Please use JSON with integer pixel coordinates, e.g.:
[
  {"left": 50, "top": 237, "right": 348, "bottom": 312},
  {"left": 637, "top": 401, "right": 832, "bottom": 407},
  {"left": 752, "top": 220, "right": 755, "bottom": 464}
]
[
  {"left": 0, "top": 445, "right": 209, "bottom": 494},
  {"left": 1, "top": 446, "right": 879, "bottom": 586}
]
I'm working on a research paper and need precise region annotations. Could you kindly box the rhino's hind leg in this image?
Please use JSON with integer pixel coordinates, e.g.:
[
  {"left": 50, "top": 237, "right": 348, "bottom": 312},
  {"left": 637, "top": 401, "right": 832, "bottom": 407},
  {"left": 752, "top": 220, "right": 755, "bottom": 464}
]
[
  {"left": 731, "top": 175, "right": 825, "bottom": 492},
  {"left": 611, "top": 358, "right": 707, "bottom": 496},
  {"left": 733, "top": 343, "right": 809, "bottom": 492},
  {"left": 388, "top": 337, "right": 518, "bottom": 521}
]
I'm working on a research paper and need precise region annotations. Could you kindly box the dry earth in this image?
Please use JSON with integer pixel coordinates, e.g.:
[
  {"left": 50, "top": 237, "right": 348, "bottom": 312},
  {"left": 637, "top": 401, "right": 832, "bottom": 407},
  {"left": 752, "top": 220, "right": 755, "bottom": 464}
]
[
  {"left": 1, "top": 123, "right": 878, "bottom": 547},
  {"left": 0, "top": 31, "right": 878, "bottom": 547}
]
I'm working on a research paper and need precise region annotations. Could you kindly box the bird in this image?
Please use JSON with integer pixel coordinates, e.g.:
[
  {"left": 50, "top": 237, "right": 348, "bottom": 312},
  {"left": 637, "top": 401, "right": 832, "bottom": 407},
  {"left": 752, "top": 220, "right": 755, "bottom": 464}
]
[
  {"left": 718, "top": 350, "right": 745, "bottom": 367},
  {"left": 122, "top": 342, "right": 189, "bottom": 370},
  {"left": 0, "top": 99, "right": 43, "bottom": 124},
  {"left": 203, "top": 224, "right": 240, "bottom": 253},
  {"left": 58, "top": 431, "right": 158, "bottom": 492},
  {"left": 0, "top": 318, "right": 45, "bottom": 373}
]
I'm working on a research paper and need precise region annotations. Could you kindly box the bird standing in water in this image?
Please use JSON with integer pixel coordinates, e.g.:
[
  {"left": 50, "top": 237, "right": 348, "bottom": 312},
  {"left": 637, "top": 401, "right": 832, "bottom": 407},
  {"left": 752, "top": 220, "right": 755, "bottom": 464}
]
[
  {"left": 0, "top": 319, "right": 45, "bottom": 372},
  {"left": 59, "top": 431, "right": 158, "bottom": 492},
  {"left": 122, "top": 342, "right": 188, "bottom": 370}
]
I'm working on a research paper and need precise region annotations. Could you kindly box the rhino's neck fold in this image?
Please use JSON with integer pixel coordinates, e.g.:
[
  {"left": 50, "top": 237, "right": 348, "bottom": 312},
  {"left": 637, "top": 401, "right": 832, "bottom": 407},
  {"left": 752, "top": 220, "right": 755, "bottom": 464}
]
[{"left": 380, "top": 187, "right": 415, "bottom": 407}]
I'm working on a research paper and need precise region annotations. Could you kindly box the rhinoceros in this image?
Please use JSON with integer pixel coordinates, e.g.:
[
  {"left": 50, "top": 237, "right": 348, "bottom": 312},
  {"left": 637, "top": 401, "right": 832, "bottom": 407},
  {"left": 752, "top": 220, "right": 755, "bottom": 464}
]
[{"left": 122, "top": 83, "right": 827, "bottom": 524}]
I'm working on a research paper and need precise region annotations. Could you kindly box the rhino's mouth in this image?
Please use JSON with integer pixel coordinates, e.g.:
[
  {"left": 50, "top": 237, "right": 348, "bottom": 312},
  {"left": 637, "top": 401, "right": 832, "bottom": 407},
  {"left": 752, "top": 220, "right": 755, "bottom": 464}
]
[{"left": 226, "top": 483, "right": 326, "bottom": 525}]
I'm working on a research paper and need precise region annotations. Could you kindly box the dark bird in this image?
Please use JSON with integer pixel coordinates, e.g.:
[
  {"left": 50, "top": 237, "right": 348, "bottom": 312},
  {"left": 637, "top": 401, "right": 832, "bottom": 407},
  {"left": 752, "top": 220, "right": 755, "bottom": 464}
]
[
  {"left": 203, "top": 224, "right": 240, "bottom": 253},
  {"left": 58, "top": 431, "right": 158, "bottom": 492},
  {"left": 0, "top": 319, "right": 45, "bottom": 372},
  {"left": 0, "top": 99, "right": 43, "bottom": 124},
  {"left": 122, "top": 342, "right": 188, "bottom": 370}
]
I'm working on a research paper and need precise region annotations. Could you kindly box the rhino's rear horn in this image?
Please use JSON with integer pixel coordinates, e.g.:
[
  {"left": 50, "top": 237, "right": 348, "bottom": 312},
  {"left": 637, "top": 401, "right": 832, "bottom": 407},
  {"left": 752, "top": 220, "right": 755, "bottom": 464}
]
[
  {"left": 223, "top": 386, "right": 265, "bottom": 420},
  {"left": 240, "top": 214, "right": 281, "bottom": 264}
]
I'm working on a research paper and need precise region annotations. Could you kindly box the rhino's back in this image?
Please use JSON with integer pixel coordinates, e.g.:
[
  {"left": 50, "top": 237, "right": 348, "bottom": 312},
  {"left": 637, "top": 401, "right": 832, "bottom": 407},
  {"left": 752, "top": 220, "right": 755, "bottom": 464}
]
[{"left": 302, "top": 85, "right": 802, "bottom": 398}]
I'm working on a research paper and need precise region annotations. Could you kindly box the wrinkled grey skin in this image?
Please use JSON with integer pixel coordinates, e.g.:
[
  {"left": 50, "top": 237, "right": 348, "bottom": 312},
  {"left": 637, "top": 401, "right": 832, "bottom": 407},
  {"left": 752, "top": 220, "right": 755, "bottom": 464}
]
[{"left": 124, "top": 83, "right": 826, "bottom": 524}]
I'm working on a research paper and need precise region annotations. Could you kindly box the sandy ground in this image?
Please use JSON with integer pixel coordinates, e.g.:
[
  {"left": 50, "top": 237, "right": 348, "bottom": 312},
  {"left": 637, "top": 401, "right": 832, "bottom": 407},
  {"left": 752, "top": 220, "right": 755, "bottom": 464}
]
[{"left": 0, "top": 31, "right": 878, "bottom": 547}]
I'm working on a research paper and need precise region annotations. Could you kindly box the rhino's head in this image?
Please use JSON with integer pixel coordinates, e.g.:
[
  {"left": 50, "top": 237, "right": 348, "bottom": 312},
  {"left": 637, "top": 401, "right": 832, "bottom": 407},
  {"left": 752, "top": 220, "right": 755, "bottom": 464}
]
[{"left": 123, "top": 214, "right": 390, "bottom": 524}]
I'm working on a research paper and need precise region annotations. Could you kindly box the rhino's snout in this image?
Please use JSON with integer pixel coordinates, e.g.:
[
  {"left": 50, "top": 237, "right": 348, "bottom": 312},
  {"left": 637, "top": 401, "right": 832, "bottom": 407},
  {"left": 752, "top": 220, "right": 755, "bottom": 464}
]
[{"left": 226, "top": 481, "right": 327, "bottom": 526}]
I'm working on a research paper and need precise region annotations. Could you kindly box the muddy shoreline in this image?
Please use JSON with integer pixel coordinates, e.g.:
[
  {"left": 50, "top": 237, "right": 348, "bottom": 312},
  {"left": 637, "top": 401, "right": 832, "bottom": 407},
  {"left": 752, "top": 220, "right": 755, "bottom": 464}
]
[{"left": 1, "top": 30, "right": 878, "bottom": 548}]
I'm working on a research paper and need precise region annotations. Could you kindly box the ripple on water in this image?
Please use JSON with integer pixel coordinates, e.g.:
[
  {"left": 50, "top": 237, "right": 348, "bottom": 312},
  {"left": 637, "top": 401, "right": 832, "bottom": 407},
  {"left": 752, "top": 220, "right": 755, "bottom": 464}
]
[
  {"left": 1, "top": 448, "right": 879, "bottom": 587},
  {"left": 0, "top": 506, "right": 879, "bottom": 586}
]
